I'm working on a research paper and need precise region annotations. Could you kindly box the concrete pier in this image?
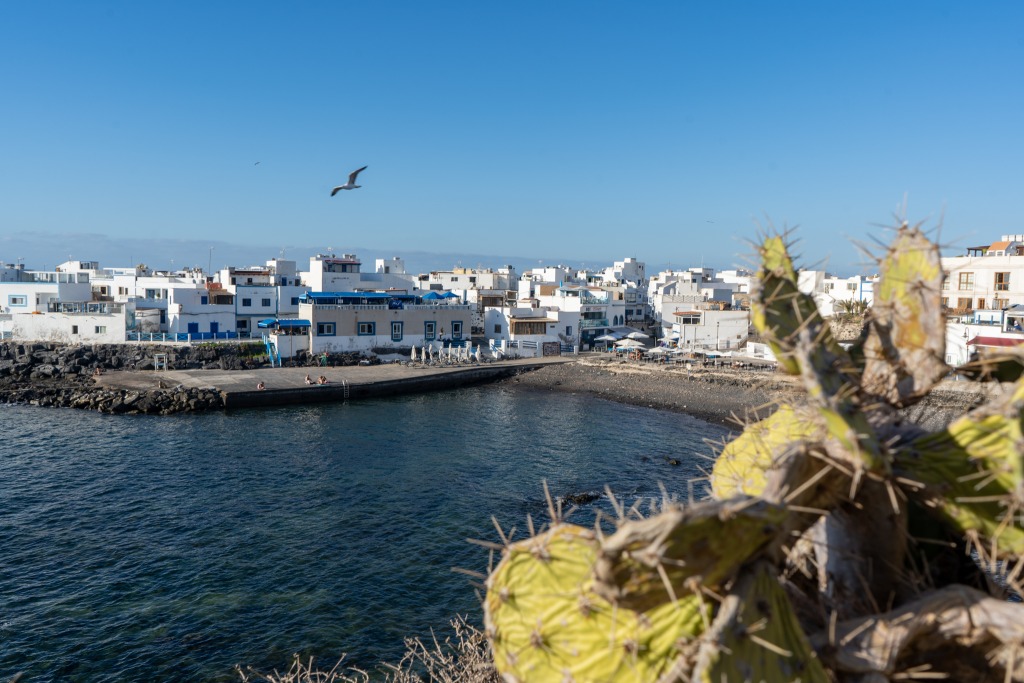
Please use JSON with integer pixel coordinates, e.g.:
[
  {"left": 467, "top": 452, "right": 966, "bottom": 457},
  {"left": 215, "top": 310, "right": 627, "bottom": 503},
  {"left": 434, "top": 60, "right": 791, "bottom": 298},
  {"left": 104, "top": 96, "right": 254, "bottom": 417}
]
[{"left": 95, "top": 356, "right": 576, "bottom": 409}]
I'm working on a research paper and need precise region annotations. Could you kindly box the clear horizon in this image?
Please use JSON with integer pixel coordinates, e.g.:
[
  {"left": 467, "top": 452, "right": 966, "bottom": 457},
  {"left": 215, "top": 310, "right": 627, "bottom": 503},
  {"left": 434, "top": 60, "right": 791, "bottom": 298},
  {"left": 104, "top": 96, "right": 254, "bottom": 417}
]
[{"left": 2, "top": 2, "right": 1021, "bottom": 274}]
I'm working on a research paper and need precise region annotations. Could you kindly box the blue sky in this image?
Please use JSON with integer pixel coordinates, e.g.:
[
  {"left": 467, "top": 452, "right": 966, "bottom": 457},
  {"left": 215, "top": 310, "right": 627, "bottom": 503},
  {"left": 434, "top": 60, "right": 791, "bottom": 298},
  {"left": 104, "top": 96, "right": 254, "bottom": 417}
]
[{"left": 1, "top": 2, "right": 1022, "bottom": 275}]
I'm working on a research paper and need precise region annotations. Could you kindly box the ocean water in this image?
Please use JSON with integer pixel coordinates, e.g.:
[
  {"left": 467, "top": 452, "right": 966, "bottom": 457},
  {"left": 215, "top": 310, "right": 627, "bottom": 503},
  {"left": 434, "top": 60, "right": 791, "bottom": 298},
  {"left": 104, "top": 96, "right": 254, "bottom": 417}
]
[{"left": 1, "top": 385, "right": 732, "bottom": 682}]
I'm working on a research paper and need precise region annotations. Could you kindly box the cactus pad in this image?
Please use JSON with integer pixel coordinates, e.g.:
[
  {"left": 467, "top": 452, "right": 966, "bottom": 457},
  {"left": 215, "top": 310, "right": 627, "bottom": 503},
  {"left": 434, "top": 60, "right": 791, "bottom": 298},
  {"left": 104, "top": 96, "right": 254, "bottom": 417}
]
[
  {"left": 693, "top": 562, "right": 829, "bottom": 683},
  {"left": 594, "top": 499, "right": 789, "bottom": 612},
  {"left": 894, "top": 379, "right": 1024, "bottom": 558},
  {"left": 860, "top": 225, "right": 948, "bottom": 406},
  {"left": 485, "top": 523, "right": 705, "bottom": 682},
  {"left": 711, "top": 404, "right": 825, "bottom": 499}
]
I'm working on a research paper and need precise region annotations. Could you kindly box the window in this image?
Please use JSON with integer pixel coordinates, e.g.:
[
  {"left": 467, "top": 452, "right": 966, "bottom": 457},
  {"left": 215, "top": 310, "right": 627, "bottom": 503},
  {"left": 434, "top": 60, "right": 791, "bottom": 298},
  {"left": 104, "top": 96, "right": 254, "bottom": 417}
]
[
  {"left": 8, "top": 295, "right": 27, "bottom": 307},
  {"left": 942, "top": 277, "right": 949, "bottom": 290},
  {"left": 71, "top": 325, "right": 79, "bottom": 335},
  {"left": 941, "top": 297, "right": 949, "bottom": 308},
  {"left": 357, "top": 322, "right": 376, "bottom": 335},
  {"left": 291, "top": 297, "right": 299, "bottom": 306},
  {"left": 958, "top": 272, "right": 974, "bottom": 290},
  {"left": 201, "top": 296, "right": 208, "bottom": 305},
  {"left": 391, "top": 321, "right": 403, "bottom": 341},
  {"left": 677, "top": 313, "right": 701, "bottom": 325},
  {"left": 995, "top": 273, "right": 1010, "bottom": 291},
  {"left": 317, "top": 322, "right": 336, "bottom": 336},
  {"left": 566, "top": 326, "right": 573, "bottom": 336},
  {"left": 993, "top": 298, "right": 1009, "bottom": 309},
  {"left": 237, "top": 319, "right": 249, "bottom": 330},
  {"left": 247, "top": 277, "right": 253, "bottom": 284},
  {"left": 957, "top": 298, "right": 972, "bottom": 311},
  {"left": 977, "top": 298, "right": 986, "bottom": 310},
  {"left": 242, "top": 298, "right": 252, "bottom": 307},
  {"left": 452, "top": 321, "right": 463, "bottom": 339},
  {"left": 494, "top": 324, "right": 501, "bottom": 334},
  {"left": 94, "top": 326, "right": 106, "bottom": 334},
  {"left": 261, "top": 298, "right": 271, "bottom": 307},
  {"left": 424, "top": 321, "right": 436, "bottom": 340},
  {"left": 118, "top": 287, "right": 128, "bottom": 295}
]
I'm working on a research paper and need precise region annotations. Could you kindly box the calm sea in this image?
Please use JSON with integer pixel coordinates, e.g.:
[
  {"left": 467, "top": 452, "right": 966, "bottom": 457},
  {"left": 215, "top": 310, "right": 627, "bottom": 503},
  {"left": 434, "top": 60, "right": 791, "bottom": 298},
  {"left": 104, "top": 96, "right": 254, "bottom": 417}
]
[{"left": 1, "top": 385, "right": 731, "bottom": 682}]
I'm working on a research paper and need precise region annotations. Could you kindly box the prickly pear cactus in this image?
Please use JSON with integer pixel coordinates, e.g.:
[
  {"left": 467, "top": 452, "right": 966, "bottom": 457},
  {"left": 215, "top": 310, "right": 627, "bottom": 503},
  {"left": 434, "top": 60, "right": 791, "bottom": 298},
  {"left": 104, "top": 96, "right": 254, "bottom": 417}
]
[
  {"left": 484, "top": 523, "right": 704, "bottom": 682},
  {"left": 483, "top": 224, "right": 1024, "bottom": 682}
]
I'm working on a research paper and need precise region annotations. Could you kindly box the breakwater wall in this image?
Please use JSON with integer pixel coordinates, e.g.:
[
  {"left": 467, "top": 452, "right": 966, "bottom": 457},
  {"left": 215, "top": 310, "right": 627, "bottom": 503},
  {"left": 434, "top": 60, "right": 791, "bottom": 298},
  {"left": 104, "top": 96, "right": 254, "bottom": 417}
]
[{"left": 223, "top": 365, "right": 527, "bottom": 409}]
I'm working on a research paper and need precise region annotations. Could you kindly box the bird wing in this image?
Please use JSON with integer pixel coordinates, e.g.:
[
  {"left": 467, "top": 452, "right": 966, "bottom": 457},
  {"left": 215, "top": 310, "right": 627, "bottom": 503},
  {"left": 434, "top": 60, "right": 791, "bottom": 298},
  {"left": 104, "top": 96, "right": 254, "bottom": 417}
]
[
  {"left": 347, "top": 165, "right": 368, "bottom": 183},
  {"left": 330, "top": 186, "right": 343, "bottom": 196}
]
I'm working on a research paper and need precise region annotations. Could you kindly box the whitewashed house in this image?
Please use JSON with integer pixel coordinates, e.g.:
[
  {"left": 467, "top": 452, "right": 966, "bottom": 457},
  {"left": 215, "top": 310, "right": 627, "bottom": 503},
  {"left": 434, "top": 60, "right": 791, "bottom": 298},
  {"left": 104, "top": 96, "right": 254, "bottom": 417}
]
[
  {"left": 671, "top": 307, "right": 750, "bottom": 352},
  {"left": 300, "top": 254, "right": 417, "bottom": 294}
]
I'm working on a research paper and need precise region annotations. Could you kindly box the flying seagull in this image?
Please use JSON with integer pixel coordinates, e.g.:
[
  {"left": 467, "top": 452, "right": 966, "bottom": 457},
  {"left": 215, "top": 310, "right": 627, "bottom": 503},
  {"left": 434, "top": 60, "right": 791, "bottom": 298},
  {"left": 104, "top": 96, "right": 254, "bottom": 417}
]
[{"left": 331, "top": 166, "right": 367, "bottom": 196}]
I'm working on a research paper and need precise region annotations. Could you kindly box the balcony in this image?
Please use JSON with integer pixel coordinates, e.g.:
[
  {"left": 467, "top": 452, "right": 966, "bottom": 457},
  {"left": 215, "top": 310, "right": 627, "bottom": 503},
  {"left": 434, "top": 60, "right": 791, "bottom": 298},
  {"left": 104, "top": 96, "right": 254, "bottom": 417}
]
[
  {"left": 48, "top": 302, "right": 124, "bottom": 315},
  {"left": 580, "top": 318, "right": 609, "bottom": 329}
]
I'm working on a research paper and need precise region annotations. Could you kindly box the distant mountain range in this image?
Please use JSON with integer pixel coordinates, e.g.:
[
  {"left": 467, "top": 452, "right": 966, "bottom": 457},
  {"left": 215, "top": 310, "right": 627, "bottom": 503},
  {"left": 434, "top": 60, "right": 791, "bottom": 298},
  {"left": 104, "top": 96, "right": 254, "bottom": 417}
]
[{"left": 0, "top": 231, "right": 706, "bottom": 276}]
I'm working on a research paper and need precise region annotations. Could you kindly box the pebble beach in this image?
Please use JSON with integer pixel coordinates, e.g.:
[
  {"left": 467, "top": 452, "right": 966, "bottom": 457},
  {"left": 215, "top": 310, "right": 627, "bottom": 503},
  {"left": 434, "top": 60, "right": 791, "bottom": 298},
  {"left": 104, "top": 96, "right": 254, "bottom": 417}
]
[{"left": 501, "top": 355, "right": 1001, "bottom": 432}]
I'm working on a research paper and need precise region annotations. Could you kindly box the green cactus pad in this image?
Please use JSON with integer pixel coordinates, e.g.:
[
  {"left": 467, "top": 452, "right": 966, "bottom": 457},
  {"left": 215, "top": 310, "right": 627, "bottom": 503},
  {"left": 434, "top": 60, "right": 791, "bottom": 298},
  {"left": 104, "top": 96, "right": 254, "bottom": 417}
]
[
  {"left": 895, "top": 380, "right": 1024, "bottom": 557},
  {"left": 693, "top": 562, "right": 829, "bottom": 683},
  {"left": 751, "top": 235, "right": 859, "bottom": 409},
  {"left": 711, "top": 404, "right": 825, "bottom": 499},
  {"left": 594, "top": 499, "right": 789, "bottom": 613},
  {"left": 860, "top": 226, "right": 948, "bottom": 406},
  {"left": 485, "top": 523, "right": 705, "bottom": 683}
]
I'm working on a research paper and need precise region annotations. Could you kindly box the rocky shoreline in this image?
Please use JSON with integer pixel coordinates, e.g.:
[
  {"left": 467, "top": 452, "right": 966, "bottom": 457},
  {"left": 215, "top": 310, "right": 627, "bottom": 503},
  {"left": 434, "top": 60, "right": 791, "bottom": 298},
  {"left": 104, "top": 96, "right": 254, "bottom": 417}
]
[
  {"left": 500, "top": 355, "right": 999, "bottom": 431},
  {"left": 0, "top": 342, "right": 372, "bottom": 415},
  {"left": 1, "top": 342, "right": 1002, "bottom": 423}
]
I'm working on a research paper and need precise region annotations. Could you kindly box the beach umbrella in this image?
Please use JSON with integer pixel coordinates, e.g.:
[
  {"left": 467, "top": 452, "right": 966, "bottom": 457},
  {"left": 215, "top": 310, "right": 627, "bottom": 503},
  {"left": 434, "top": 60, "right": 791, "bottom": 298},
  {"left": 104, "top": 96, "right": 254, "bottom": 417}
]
[
  {"left": 646, "top": 347, "right": 668, "bottom": 355},
  {"left": 625, "top": 331, "right": 650, "bottom": 340},
  {"left": 614, "top": 339, "right": 645, "bottom": 348},
  {"left": 594, "top": 334, "right": 619, "bottom": 342}
]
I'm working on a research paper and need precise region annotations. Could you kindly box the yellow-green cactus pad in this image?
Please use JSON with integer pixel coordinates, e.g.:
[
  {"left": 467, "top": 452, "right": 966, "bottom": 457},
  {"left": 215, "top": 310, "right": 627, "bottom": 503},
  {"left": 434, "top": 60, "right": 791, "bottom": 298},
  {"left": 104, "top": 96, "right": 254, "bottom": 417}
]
[
  {"left": 485, "top": 523, "right": 705, "bottom": 683},
  {"left": 818, "top": 405, "right": 887, "bottom": 475},
  {"left": 594, "top": 499, "right": 788, "bottom": 613},
  {"left": 751, "top": 235, "right": 843, "bottom": 378},
  {"left": 894, "top": 379, "right": 1024, "bottom": 557},
  {"left": 751, "top": 235, "right": 859, "bottom": 410},
  {"left": 711, "top": 404, "right": 825, "bottom": 499},
  {"left": 693, "top": 562, "right": 829, "bottom": 683},
  {"left": 861, "top": 226, "right": 948, "bottom": 406}
]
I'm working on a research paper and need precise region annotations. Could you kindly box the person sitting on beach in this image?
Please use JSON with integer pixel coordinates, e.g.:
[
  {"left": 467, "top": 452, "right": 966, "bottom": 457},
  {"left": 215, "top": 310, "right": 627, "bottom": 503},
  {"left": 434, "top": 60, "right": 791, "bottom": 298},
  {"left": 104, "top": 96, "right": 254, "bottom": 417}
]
[
  {"left": 92, "top": 367, "right": 103, "bottom": 377},
  {"left": 317, "top": 375, "right": 328, "bottom": 385},
  {"left": 304, "top": 374, "right": 313, "bottom": 385},
  {"left": 256, "top": 381, "right": 266, "bottom": 391}
]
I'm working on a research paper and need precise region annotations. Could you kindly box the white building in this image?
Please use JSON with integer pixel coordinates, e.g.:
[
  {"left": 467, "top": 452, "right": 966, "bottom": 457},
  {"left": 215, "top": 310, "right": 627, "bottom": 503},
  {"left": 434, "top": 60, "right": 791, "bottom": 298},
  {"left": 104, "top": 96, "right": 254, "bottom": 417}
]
[
  {"left": 297, "top": 291, "right": 472, "bottom": 357},
  {"left": 300, "top": 253, "right": 417, "bottom": 294},
  {"left": 216, "top": 259, "right": 310, "bottom": 335},
  {"left": 10, "top": 301, "right": 132, "bottom": 344},
  {"left": 797, "top": 270, "right": 877, "bottom": 318},
  {"left": 671, "top": 308, "right": 750, "bottom": 352},
  {"left": 941, "top": 235, "right": 1024, "bottom": 312}
]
